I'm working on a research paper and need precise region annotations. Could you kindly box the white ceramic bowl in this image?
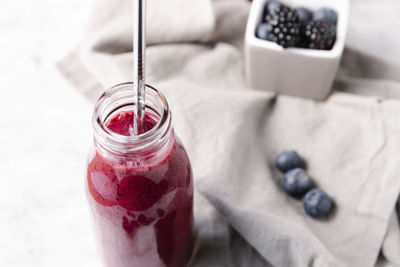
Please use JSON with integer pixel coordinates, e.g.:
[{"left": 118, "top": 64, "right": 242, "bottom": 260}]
[{"left": 244, "top": 0, "right": 349, "bottom": 100}]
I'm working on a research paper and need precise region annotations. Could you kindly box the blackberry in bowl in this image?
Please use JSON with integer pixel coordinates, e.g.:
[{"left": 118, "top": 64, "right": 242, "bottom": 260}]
[
  {"left": 255, "top": 0, "right": 338, "bottom": 50},
  {"left": 300, "top": 20, "right": 336, "bottom": 50},
  {"left": 263, "top": 3, "right": 300, "bottom": 48},
  {"left": 245, "top": 0, "right": 349, "bottom": 100}
]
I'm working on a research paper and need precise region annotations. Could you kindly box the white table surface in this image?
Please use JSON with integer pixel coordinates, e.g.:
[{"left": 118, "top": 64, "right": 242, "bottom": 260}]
[{"left": 0, "top": 0, "right": 101, "bottom": 266}]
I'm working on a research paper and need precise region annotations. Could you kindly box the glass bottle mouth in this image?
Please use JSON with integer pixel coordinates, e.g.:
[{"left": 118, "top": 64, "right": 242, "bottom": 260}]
[{"left": 93, "top": 82, "right": 172, "bottom": 158}]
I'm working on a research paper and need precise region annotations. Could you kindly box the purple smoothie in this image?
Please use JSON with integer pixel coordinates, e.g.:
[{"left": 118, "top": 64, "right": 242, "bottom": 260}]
[{"left": 86, "top": 111, "right": 194, "bottom": 267}]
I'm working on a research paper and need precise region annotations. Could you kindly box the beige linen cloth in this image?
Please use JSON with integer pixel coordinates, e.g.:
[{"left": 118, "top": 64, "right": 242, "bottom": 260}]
[{"left": 59, "top": 0, "right": 400, "bottom": 266}]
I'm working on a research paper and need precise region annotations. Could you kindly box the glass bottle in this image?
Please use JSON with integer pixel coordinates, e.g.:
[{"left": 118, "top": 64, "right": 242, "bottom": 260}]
[{"left": 86, "top": 82, "right": 194, "bottom": 267}]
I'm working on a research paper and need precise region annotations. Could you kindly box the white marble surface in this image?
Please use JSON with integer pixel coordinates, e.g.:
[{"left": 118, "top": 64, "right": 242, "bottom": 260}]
[{"left": 0, "top": 0, "right": 101, "bottom": 266}]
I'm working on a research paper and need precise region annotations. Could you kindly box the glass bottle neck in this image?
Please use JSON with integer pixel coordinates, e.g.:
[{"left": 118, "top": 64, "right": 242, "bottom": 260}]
[{"left": 92, "top": 82, "right": 174, "bottom": 166}]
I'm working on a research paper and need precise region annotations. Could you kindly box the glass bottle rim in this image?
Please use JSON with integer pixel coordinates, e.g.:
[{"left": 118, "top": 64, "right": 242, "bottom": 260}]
[{"left": 92, "top": 82, "right": 172, "bottom": 155}]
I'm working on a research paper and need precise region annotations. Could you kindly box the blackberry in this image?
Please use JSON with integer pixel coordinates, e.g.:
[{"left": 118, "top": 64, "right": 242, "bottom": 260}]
[
  {"left": 300, "top": 20, "right": 336, "bottom": 50},
  {"left": 264, "top": 3, "right": 300, "bottom": 48}
]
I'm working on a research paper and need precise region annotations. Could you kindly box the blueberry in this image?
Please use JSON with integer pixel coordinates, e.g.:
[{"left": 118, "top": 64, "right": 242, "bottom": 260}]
[
  {"left": 275, "top": 150, "right": 303, "bottom": 173},
  {"left": 303, "top": 189, "right": 333, "bottom": 218},
  {"left": 296, "top": 7, "right": 312, "bottom": 24},
  {"left": 255, "top": 23, "right": 271, "bottom": 40},
  {"left": 263, "top": 0, "right": 282, "bottom": 18},
  {"left": 282, "top": 168, "right": 312, "bottom": 197},
  {"left": 313, "top": 8, "right": 338, "bottom": 25}
]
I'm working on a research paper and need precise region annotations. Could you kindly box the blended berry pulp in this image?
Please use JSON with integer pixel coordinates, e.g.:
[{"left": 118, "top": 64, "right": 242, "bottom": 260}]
[{"left": 86, "top": 111, "right": 194, "bottom": 267}]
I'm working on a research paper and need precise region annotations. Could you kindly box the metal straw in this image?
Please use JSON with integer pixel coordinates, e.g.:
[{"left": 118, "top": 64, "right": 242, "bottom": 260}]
[{"left": 133, "top": 0, "right": 146, "bottom": 135}]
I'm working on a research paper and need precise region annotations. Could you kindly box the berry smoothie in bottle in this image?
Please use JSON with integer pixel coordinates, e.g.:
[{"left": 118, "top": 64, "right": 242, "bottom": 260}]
[{"left": 86, "top": 83, "right": 194, "bottom": 267}]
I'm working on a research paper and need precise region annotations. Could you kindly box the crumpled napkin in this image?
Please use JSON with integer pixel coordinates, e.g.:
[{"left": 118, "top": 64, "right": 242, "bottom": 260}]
[{"left": 58, "top": 0, "right": 400, "bottom": 266}]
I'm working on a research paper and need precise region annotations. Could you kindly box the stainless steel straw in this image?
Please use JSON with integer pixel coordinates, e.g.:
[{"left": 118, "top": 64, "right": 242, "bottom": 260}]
[{"left": 133, "top": 0, "right": 146, "bottom": 135}]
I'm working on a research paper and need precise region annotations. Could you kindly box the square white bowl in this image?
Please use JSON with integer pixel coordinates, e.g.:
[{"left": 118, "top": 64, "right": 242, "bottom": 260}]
[{"left": 244, "top": 0, "right": 349, "bottom": 100}]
